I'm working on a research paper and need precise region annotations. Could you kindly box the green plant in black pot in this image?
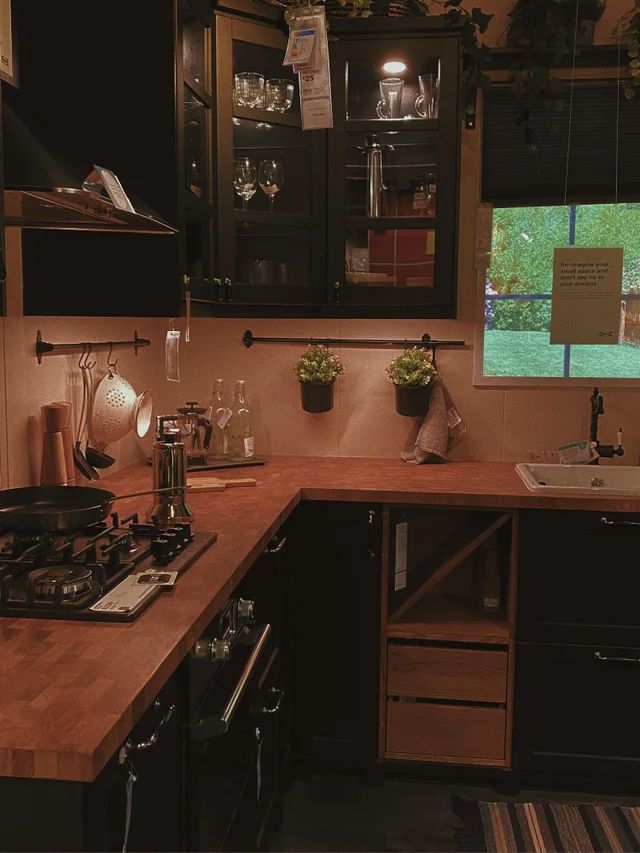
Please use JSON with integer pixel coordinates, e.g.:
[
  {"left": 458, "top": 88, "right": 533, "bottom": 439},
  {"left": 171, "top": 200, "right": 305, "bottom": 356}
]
[
  {"left": 412, "top": 0, "right": 494, "bottom": 125},
  {"left": 617, "top": 4, "right": 640, "bottom": 99},
  {"left": 387, "top": 347, "right": 437, "bottom": 416},
  {"left": 507, "top": 0, "right": 604, "bottom": 149},
  {"left": 295, "top": 344, "right": 345, "bottom": 413}
]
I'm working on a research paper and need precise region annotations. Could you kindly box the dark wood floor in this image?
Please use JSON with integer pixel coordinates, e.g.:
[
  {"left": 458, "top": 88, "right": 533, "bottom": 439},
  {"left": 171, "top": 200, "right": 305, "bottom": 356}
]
[{"left": 270, "top": 776, "right": 640, "bottom": 852}]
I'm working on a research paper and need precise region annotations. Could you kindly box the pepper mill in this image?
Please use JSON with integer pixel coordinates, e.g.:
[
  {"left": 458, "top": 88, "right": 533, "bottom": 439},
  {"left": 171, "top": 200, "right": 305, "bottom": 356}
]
[{"left": 146, "top": 416, "right": 194, "bottom": 527}]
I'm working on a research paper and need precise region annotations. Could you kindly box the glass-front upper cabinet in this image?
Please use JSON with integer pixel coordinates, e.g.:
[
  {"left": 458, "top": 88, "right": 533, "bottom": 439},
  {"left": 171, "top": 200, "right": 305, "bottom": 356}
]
[
  {"left": 328, "top": 25, "right": 460, "bottom": 316},
  {"left": 214, "top": 15, "right": 326, "bottom": 306},
  {"left": 182, "top": 6, "right": 214, "bottom": 284}
]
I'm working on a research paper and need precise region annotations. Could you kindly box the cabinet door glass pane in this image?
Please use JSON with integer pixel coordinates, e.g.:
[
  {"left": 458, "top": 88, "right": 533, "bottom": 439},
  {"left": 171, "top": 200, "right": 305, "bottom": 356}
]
[
  {"left": 183, "top": 18, "right": 207, "bottom": 90},
  {"left": 346, "top": 131, "right": 437, "bottom": 218},
  {"left": 235, "top": 223, "right": 311, "bottom": 287},
  {"left": 346, "top": 227, "right": 435, "bottom": 287},
  {"left": 346, "top": 57, "right": 440, "bottom": 122},
  {"left": 233, "top": 119, "right": 309, "bottom": 216},
  {"left": 233, "top": 41, "right": 299, "bottom": 117},
  {"left": 185, "top": 86, "right": 207, "bottom": 199}
]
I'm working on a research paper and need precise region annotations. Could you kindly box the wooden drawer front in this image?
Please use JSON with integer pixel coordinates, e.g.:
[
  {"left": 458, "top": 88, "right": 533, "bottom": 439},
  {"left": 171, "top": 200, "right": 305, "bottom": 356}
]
[
  {"left": 387, "top": 644, "right": 507, "bottom": 703},
  {"left": 386, "top": 700, "right": 505, "bottom": 762}
]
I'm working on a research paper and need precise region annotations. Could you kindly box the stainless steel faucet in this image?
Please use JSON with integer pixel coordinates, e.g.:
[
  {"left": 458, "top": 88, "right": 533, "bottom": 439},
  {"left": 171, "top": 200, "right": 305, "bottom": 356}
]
[{"left": 589, "top": 387, "right": 624, "bottom": 464}]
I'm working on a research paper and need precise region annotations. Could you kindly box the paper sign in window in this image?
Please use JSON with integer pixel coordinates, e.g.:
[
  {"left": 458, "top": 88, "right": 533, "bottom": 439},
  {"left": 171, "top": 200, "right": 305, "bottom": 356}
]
[{"left": 550, "top": 247, "right": 623, "bottom": 345}]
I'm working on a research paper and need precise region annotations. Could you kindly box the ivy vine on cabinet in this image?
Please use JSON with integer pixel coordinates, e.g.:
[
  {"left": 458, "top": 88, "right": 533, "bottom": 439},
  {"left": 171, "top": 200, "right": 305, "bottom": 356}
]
[{"left": 196, "top": 13, "right": 462, "bottom": 319}]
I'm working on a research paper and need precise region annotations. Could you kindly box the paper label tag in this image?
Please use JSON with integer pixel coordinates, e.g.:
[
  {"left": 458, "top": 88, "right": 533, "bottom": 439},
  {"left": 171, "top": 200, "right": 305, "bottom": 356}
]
[
  {"left": 90, "top": 576, "right": 157, "bottom": 613},
  {"left": 217, "top": 407, "right": 233, "bottom": 429},
  {"left": 244, "top": 436, "right": 254, "bottom": 457},
  {"left": 287, "top": 8, "right": 333, "bottom": 130},
  {"left": 92, "top": 164, "right": 136, "bottom": 213},
  {"left": 394, "top": 521, "right": 408, "bottom": 591},
  {"left": 135, "top": 571, "right": 178, "bottom": 587},
  {"left": 284, "top": 28, "right": 316, "bottom": 66}
]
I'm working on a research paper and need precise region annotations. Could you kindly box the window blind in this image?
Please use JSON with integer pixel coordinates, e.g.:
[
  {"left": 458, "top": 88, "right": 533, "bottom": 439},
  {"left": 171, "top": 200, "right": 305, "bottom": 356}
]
[{"left": 482, "top": 82, "right": 640, "bottom": 204}]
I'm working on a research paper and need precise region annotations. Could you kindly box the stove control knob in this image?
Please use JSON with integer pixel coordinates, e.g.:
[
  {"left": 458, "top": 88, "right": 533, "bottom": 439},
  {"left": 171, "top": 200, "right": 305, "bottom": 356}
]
[
  {"left": 191, "top": 638, "right": 210, "bottom": 659},
  {"left": 211, "top": 638, "right": 231, "bottom": 662},
  {"left": 164, "top": 529, "right": 182, "bottom": 549},
  {"left": 237, "top": 598, "right": 255, "bottom": 623},
  {"left": 151, "top": 537, "right": 171, "bottom": 564},
  {"left": 175, "top": 522, "right": 193, "bottom": 542}
]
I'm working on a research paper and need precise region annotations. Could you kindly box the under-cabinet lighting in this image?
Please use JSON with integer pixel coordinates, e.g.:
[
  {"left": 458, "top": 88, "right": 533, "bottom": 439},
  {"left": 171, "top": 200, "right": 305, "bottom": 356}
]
[{"left": 383, "top": 60, "right": 407, "bottom": 74}]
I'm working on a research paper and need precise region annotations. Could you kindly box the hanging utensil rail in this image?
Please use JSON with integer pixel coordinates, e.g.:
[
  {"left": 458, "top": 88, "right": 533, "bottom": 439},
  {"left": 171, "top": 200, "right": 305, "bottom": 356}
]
[
  {"left": 242, "top": 329, "right": 466, "bottom": 351},
  {"left": 36, "top": 330, "right": 151, "bottom": 364}
]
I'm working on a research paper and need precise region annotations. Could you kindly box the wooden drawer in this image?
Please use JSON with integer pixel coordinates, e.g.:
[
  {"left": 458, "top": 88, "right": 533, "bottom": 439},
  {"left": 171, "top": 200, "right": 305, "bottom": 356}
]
[
  {"left": 386, "top": 700, "right": 506, "bottom": 763},
  {"left": 387, "top": 644, "right": 507, "bottom": 703}
]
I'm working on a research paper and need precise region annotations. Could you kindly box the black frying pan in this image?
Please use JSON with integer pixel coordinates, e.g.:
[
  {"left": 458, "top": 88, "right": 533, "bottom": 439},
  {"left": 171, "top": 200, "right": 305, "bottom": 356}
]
[{"left": 0, "top": 485, "right": 180, "bottom": 533}]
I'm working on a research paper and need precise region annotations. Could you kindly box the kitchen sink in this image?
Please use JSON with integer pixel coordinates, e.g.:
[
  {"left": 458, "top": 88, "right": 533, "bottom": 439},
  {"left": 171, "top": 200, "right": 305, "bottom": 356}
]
[{"left": 516, "top": 463, "right": 640, "bottom": 495}]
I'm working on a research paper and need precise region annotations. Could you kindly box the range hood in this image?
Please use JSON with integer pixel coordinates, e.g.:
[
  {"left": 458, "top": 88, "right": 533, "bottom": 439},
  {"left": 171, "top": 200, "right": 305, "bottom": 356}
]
[{"left": 4, "top": 186, "right": 178, "bottom": 234}]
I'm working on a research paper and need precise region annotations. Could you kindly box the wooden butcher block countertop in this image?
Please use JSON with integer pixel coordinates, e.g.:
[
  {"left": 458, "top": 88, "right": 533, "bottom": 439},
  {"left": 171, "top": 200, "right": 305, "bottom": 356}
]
[{"left": 1, "top": 456, "right": 638, "bottom": 783}]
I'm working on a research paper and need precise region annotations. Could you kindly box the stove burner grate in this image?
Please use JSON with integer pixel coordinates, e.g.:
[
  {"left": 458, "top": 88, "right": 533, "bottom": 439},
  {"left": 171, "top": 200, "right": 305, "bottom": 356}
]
[{"left": 28, "top": 565, "right": 94, "bottom": 602}]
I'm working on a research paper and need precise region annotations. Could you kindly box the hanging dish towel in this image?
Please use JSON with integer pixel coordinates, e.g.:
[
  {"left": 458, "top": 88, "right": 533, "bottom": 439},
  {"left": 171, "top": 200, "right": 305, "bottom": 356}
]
[{"left": 401, "top": 377, "right": 465, "bottom": 464}]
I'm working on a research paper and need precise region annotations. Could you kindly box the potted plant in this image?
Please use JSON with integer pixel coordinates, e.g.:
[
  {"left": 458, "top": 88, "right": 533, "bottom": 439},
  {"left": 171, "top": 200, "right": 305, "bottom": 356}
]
[
  {"left": 578, "top": 0, "right": 606, "bottom": 45},
  {"left": 295, "top": 344, "right": 345, "bottom": 412},
  {"left": 617, "top": 4, "right": 640, "bottom": 99},
  {"left": 386, "top": 347, "right": 437, "bottom": 416}
]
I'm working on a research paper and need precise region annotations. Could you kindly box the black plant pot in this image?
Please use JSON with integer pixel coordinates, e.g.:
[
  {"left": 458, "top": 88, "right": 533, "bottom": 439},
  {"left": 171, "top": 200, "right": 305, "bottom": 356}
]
[
  {"left": 394, "top": 383, "right": 432, "bottom": 417},
  {"left": 300, "top": 382, "right": 335, "bottom": 413}
]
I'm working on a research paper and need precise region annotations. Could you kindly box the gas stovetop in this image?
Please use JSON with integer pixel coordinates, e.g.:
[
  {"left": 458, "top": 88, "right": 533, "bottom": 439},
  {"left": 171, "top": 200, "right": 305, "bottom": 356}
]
[{"left": 0, "top": 512, "right": 216, "bottom": 622}]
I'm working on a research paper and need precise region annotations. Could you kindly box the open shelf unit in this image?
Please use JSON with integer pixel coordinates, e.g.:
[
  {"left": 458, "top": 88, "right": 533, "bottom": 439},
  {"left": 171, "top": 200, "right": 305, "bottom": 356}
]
[{"left": 380, "top": 506, "right": 518, "bottom": 769}]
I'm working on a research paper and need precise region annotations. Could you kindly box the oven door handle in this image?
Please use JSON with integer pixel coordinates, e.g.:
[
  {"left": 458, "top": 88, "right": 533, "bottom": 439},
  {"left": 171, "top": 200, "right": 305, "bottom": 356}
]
[{"left": 190, "top": 624, "right": 272, "bottom": 740}]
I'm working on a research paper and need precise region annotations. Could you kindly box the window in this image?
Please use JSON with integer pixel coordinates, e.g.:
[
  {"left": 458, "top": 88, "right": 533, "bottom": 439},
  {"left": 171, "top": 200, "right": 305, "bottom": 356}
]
[
  {"left": 482, "top": 203, "right": 640, "bottom": 380},
  {"left": 478, "top": 82, "right": 640, "bottom": 382}
]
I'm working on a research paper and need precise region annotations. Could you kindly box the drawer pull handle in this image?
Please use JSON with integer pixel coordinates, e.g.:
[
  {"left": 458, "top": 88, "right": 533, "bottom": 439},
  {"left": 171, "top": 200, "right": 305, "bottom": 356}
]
[
  {"left": 594, "top": 650, "right": 640, "bottom": 664},
  {"left": 600, "top": 516, "right": 640, "bottom": 528}
]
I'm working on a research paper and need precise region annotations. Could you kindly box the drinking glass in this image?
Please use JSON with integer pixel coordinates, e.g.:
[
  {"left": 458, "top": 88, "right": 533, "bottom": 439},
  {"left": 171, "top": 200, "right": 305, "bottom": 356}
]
[
  {"left": 265, "top": 79, "right": 295, "bottom": 112},
  {"left": 376, "top": 77, "right": 404, "bottom": 119},
  {"left": 258, "top": 160, "right": 284, "bottom": 212},
  {"left": 233, "top": 157, "right": 257, "bottom": 209},
  {"left": 415, "top": 74, "right": 439, "bottom": 119},
  {"left": 234, "top": 72, "right": 265, "bottom": 108}
]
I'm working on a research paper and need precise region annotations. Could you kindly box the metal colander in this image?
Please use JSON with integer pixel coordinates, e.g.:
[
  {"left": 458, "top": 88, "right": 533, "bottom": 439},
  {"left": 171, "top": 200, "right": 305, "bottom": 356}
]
[{"left": 90, "top": 369, "right": 153, "bottom": 446}]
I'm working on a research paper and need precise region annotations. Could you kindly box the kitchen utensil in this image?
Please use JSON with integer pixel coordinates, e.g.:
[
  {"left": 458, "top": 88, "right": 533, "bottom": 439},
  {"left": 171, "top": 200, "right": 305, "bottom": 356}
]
[
  {"left": 91, "top": 363, "right": 152, "bottom": 447},
  {"left": 176, "top": 402, "right": 213, "bottom": 463},
  {"left": 0, "top": 480, "right": 228, "bottom": 534},
  {"left": 359, "top": 135, "right": 394, "bottom": 218},
  {"left": 265, "top": 78, "right": 294, "bottom": 112},
  {"left": 233, "top": 157, "right": 257, "bottom": 209},
  {"left": 84, "top": 361, "right": 116, "bottom": 469},
  {"left": 234, "top": 72, "right": 265, "bottom": 107},
  {"left": 148, "top": 416, "right": 193, "bottom": 527},
  {"left": 258, "top": 160, "right": 283, "bottom": 212},
  {"left": 188, "top": 476, "right": 257, "bottom": 489},
  {"left": 74, "top": 348, "right": 100, "bottom": 481},
  {"left": 41, "top": 432, "right": 67, "bottom": 486},
  {"left": 376, "top": 77, "right": 404, "bottom": 119},
  {"left": 28, "top": 415, "right": 43, "bottom": 486},
  {"left": 415, "top": 73, "right": 439, "bottom": 119}
]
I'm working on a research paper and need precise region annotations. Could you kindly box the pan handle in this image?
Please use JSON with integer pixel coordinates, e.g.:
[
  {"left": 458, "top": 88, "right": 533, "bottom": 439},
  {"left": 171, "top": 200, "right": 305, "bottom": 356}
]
[{"left": 108, "top": 485, "right": 190, "bottom": 505}]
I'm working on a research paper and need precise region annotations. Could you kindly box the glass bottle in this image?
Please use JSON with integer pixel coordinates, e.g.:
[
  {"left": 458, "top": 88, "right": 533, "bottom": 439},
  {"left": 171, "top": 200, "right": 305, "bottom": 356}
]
[
  {"left": 425, "top": 172, "right": 437, "bottom": 217},
  {"left": 208, "top": 379, "right": 231, "bottom": 459},
  {"left": 228, "top": 380, "right": 255, "bottom": 460}
]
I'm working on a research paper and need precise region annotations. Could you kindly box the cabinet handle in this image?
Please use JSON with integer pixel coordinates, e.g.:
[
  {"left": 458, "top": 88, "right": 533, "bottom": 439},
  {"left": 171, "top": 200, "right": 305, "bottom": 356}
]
[
  {"left": 600, "top": 516, "right": 640, "bottom": 528},
  {"left": 333, "top": 280, "right": 341, "bottom": 304},
  {"left": 124, "top": 697, "right": 176, "bottom": 753},
  {"left": 223, "top": 277, "right": 232, "bottom": 302},
  {"left": 260, "top": 686, "right": 285, "bottom": 715},
  {"left": 264, "top": 535, "right": 287, "bottom": 554},
  {"left": 594, "top": 650, "right": 640, "bottom": 664}
]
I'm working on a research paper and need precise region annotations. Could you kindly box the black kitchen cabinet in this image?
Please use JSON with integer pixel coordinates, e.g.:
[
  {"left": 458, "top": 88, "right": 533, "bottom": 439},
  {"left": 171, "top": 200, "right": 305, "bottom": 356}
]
[
  {"left": 285, "top": 501, "right": 381, "bottom": 773},
  {"left": 195, "top": 14, "right": 462, "bottom": 318},
  {"left": 0, "top": 669, "right": 187, "bottom": 853},
  {"left": 326, "top": 20, "right": 461, "bottom": 317},
  {"left": 515, "top": 509, "right": 640, "bottom": 786},
  {"left": 5, "top": 0, "right": 207, "bottom": 317},
  {"left": 515, "top": 641, "right": 640, "bottom": 782}
]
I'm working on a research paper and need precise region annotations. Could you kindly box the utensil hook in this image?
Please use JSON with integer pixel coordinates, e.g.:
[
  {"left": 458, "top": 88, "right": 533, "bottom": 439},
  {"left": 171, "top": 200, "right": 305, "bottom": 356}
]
[
  {"left": 107, "top": 343, "right": 118, "bottom": 377},
  {"left": 78, "top": 343, "right": 88, "bottom": 371}
]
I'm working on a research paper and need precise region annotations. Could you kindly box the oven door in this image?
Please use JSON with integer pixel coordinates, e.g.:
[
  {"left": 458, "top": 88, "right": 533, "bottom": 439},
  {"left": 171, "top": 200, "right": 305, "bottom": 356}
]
[{"left": 187, "top": 623, "right": 285, "bottom": 853}]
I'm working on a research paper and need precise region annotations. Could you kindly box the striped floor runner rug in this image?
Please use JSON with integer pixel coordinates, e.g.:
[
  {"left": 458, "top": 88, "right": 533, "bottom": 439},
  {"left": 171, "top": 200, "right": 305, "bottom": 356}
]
[{"left": 453, "top": 798, "right": 640, "bottom": 852}]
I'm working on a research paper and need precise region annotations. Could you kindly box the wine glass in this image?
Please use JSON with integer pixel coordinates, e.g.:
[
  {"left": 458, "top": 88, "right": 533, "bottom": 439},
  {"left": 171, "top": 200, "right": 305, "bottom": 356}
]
[
  {"left": 258, "top": 160, "right": 284, "bottom": 212},
  {"left": 233, "top": 157, "right": 257, "bottom": 209}
]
